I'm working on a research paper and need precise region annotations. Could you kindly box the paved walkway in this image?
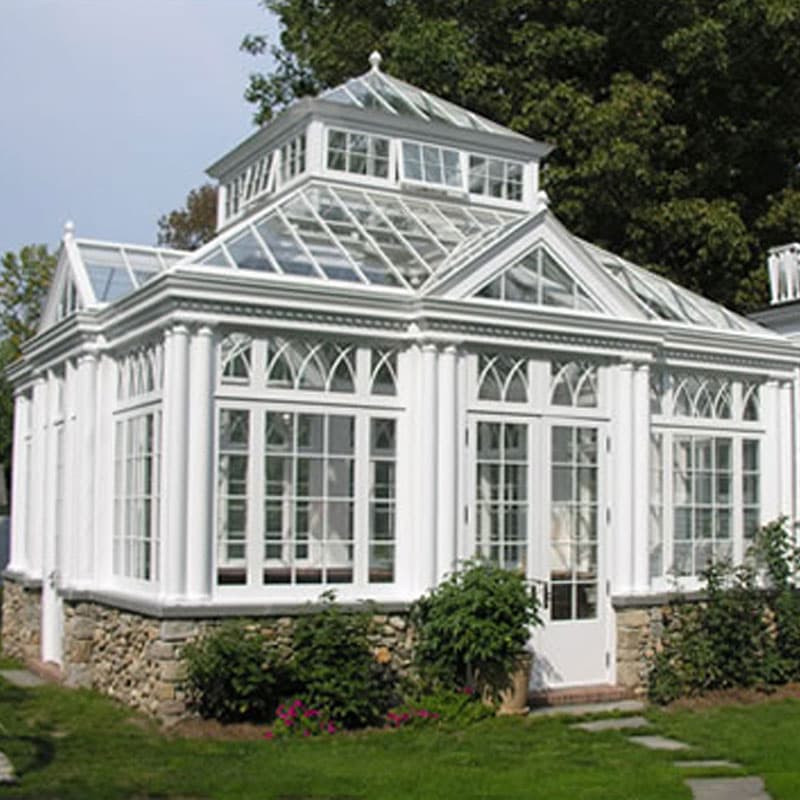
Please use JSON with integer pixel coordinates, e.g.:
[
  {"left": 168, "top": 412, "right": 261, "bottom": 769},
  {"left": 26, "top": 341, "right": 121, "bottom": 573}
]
[{"left": 570, "top": 713, "right": 772, "bottom": 800}]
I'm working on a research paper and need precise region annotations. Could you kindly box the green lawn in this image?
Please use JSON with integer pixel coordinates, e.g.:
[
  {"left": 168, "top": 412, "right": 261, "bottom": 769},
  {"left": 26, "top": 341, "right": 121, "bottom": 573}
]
[{"left": 0, "top": 670, "right": 798, "bottom": 800}]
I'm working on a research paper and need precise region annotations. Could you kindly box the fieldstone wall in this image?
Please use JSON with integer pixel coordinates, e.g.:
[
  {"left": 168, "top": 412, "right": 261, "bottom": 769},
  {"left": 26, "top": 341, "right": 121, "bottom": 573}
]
[
  {"left": 1, "top": 579, "right": 42, "bottom": 662},
  {"left": 615, "top": 604, "right": 667, "bottom": 696},
  {"left": 61, "top": 600, "right": 414, "bottom": 722}
]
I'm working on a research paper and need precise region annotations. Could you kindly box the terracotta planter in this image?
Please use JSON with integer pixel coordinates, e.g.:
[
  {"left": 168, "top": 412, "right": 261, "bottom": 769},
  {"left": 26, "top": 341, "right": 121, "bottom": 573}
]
[{"left": 497, "top": 652, "right": 532, "bottom": 716}]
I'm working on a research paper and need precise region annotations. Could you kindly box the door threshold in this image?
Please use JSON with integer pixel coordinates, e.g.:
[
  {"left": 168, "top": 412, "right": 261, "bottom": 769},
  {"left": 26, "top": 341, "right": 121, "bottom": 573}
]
[{"left": 530, "top": 684, "right": 635, "bottom": 708}]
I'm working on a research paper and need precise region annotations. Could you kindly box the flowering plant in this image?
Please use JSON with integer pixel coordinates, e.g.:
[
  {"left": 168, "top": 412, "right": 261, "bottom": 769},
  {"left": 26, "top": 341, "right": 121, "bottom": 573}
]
[
  {"left": 385, "top": 706, "right": 440, "bottom": 728},
  {"left": 263, "top": 699, "right": 337, "bottom": 740}
]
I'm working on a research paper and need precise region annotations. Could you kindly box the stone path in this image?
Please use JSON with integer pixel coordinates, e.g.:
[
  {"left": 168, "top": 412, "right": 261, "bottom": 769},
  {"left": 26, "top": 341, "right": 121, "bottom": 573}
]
[{"left": 570, "top": 712, "right": 773, "bottom": 800}]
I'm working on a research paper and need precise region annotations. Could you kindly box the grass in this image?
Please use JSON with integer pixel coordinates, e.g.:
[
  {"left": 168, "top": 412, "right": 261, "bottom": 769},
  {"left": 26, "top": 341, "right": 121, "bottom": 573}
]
[{"left": 0, "top": 669, "right": 799, "bottom": 800}]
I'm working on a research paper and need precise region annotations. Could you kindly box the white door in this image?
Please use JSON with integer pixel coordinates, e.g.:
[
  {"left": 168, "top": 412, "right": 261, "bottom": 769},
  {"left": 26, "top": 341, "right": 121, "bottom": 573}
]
[{"left": 531, "top": 422, "right": 610, "bottom": 689}]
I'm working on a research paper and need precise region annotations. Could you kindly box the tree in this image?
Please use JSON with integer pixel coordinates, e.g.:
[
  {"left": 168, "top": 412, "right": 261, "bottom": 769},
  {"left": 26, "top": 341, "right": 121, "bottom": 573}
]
[
  {"left": 157, "top": 184, "right": 217, "bottom": 251},
  {"left": 242, "top": 0, "right": 800, "bottom": 313},
  {"left": 0, "top": 244, "right": 57, "bottom": 481}
]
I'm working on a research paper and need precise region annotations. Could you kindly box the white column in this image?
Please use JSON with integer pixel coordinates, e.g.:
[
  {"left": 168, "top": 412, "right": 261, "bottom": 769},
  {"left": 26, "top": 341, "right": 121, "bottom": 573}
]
[
  {"left": 435, "top": 345, "right": 458, "bottom": 581},
  {"left": 75, "top": 351, "right": 97, "bottom": 587},
  {"left": 794, "top": 368, "right": 800, "bottom": 533},
  {"left": 27, "top": 374, "right": 47, "bottom": 581},
  {"left": 7, "top": 391, "right": 29, "bottom": 575},
  {"left": 631, "top": 363, "right": 650, "bottom": 592},
  {"left": 61, "top": 360, "right": 77, "bottom": 587},
  {"left": 93, "top": 354, "right": 116, "bottom": 585},
  {"left": 418, "top": 342, "right": 438, "bottom": 590},
  {"left": 162, "top": 324, "right": 190, "bottom": 599},
  {"left": 762, "top": 380, "right": 781, "bottom": 520},
  {"left": 778, "top": 380, "right": 794, "bottom": 520},
  {"left": 185, "top": 326, "right": 215, "bottom": 600},
  {"left": 611, "top": 362, "right": 634, "bottom": 595}
]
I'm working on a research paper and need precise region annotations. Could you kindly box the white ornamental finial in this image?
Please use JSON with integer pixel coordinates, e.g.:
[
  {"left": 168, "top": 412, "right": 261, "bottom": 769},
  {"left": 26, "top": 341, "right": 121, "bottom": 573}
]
[
  {"left": 64, "top": 220, "right": 75, "bottom": 237},
  {"left": 369, "top": 50, "right": 382, "bottom": 71}
]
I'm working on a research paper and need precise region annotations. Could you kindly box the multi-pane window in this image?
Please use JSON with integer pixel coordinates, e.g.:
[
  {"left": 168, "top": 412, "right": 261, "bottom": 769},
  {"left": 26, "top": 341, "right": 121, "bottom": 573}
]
[
  {"left": 468, "top": 155, "right": 524, "bottom": 201},
  {"left": 327, "top": 129, "right": 390, "bottom": 179},
  {"left": 370, "top": 349, "right": 398, "bottom": 396},
  {"left": 280, "top": 134, "right": 306, "bottom": 183},
  {"left": 216, "top": 409, "right": 249, "bottom": 585},
  {"left": 401, "top": 141, "right": 462, "bottom": 189},
  {"left": 550, "top": 426, "right": 599, "bottom": 620},
  {"left": 114, "top": 412, "right": 161, "bottom": 582},
  {"left": 474, "top": 421, "right": 528, "bottom": 570},
  {"left": 672, "top": 436, "right": 733, "bottom": 576},
  {"left": 477, "top": 246, "right": 599, "bottom": 311},
  {"left": 224, "top": 151, "right": 276, "bottom": 220},
  {"left": 477, "top": 354, "right": 528, "bottom": 403},
  {"left": 220, "top": 334, "right": 253, "bottom": 383},
  {"left": 550, "top": 362, "right": 598, "bottom": 407},
  {"left": 369, "top": 419, "right": 396, "bottom": 583},
  {"left": 264, "top": 412, "right": 355, "bottom": 585},
  {"left": 265, "top": 339, "right": 356, "bottom": 393},
  {"left": 742, "top": 440, "right": 760, "bottom": 541},
  {"left": 117, "top": 344, "right": 163, "bottom": 401}
]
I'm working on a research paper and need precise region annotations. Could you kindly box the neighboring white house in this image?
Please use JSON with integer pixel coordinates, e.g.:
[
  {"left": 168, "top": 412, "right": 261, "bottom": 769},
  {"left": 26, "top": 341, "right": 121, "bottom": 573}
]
[{"left": 3, "top": 54, "right": 799, "bottom": 707}]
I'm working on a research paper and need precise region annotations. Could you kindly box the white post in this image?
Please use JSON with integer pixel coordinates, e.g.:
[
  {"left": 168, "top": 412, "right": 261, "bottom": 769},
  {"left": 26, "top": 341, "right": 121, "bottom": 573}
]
[
  {"left": 436, "top": 345, "right": 458, "bottom": 581},
  {"left": 778, "top": 380, "right": 794, "bottom": 520},
  {"left": 93, "top": 353, "right": 116, "bottom": 586},
  {"left": 763, "top": 380, "right": 781, "bottom": 521},
  {"left": 27, "top": 374, "right": 47, "bottom": 581},
  {"left": 611, "top": 362, "right": 634, "bottom": 596},
  {"left": 631, "top": 363, "right": 650, "bottom": 591},
  {"left": 162, "top": 324, "right": 190, "bottom": 599},
  {"left": 419, "top": 342, "right": 438, "bottom": 590},
  {"left": 75, "top": 351, "right": 97, "bottom": 587},
  {"left": 185, "top": 326, "right": 215, "bottom": 600},
  {"left": 7, "top": 390, "right": 29, "bottom": 575}
]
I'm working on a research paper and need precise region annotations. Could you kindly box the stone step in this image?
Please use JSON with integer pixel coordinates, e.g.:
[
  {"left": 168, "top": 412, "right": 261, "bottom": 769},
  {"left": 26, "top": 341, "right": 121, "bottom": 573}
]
[
  {"left": 629, "top": 735, "right": 690, "bottom": 751},
  {"left": 676, "top": 760, "right": 742, "bottom": 770},
  {"left": 572, "top": 715, "right": 650, "bottom": 732},
  {"left": 0, "top": 669, "right": 46, "bottom": 688},
  {"left": 0, "top": 752, "right": 17, "bottom": 784},
  {"left": 686, "top": 777, "right": 771, "bottom": 800},
  {"left": 530, "top": 699, "right": 646, "bottom": 718}
]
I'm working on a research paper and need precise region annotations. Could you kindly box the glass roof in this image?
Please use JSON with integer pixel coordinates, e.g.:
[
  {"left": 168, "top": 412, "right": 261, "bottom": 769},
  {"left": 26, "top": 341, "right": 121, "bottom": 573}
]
[
  {"left": 320, "top": 65, "right": 528, "bottom": 141},
  {"left": 580, "top": 241, "right": 767, "bottom": 334},
  {"left": 188, "top": 182, "right": 520, "bottom": 290},
  {"left": 75, "top": 241, "right": 188, "bottom": 303}
]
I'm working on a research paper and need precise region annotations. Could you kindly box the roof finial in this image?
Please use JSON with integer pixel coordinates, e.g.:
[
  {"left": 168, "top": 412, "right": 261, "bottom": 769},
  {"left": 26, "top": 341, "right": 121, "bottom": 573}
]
[
  {"left": 64, "top": 220, "right": 75, "bottom": 238},
  {"left": 369, "top": 50, "right": 382, "bottom": 71}
]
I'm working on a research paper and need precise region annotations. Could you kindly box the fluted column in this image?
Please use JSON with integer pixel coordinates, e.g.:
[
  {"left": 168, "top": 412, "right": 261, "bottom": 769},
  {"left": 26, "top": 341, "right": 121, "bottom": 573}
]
[
  {"left": 631, "top": 362, "right": 651, "bottom": 591},
  {"left": 611, "top": 362, "right": 634, "bottom": 595},
  {"left": 418, "top": 342, "right": 438, "bottom": 590},
  {"left": 75, "top": 351, "right": 97, "bottom": 586},
  {"left": 7, "top": 390, "right": 30, "bottom": 575},
  {"left": 435, "top": 344, "right": 458, "bottom": 581}
]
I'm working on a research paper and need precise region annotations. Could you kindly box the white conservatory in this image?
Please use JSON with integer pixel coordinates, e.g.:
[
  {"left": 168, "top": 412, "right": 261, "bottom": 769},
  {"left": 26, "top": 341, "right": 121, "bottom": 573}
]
[{"left": 4, "top": 53, "right": 799, "bottom": 711}]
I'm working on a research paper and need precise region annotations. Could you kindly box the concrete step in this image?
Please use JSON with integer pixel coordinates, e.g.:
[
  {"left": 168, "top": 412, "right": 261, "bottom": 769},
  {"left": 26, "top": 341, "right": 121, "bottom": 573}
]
[{"left": 530, "top": 684, "right": 636, "bottom": 708}]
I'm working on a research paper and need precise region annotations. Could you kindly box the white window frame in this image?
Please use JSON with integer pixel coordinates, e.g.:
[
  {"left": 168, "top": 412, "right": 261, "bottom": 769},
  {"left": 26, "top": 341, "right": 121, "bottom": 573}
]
[{"left": 324, "top": 126, "right": 393, "bottom": 185}]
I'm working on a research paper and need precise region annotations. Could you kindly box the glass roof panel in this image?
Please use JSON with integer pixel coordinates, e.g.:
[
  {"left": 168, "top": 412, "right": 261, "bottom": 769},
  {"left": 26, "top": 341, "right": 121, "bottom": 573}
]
[
  {"left": 227, "top": 229, "right": 274, "bottom": 272},
  {"left": 85, "top": 264, "right": 135, "bottom": 302},
  {"left": 255, "top": 213, "right": 318, "bottom": 276}
]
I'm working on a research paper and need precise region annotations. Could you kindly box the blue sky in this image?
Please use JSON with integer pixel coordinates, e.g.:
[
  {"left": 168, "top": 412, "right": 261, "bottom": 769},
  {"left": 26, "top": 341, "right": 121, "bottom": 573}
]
[{"left": 0, "top": 0, "right": 278, "bottom": 255}]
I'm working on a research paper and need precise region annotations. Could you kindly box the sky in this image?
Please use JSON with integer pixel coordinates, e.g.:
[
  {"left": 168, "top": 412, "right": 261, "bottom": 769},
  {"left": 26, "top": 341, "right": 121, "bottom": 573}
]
[{"left": 0, "top": 0, "right": 279, "bottom": 255}]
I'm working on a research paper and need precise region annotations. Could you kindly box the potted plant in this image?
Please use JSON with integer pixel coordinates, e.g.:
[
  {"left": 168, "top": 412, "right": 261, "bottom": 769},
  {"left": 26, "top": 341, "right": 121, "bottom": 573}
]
[{"left": 411, "top": 560, "right": 541, "bottom": 713}]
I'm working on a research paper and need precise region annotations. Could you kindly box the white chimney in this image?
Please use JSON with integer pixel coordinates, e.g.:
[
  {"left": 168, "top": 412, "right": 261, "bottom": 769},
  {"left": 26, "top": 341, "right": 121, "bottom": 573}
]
[{"left": 768, "top": 243, "right": 800, "bottom": 304}]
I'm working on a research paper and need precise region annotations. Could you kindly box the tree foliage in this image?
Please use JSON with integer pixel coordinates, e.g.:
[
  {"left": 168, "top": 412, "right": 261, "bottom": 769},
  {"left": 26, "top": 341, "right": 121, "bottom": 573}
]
[
  {"left": 0, "top": 244, "right": 57, "bottom": 477},
  {"left": 157, "top": 183, "right": 217, "bottom": 251},
  {"left": 243, "top": 0, "right": 800, "bottom": 312}
]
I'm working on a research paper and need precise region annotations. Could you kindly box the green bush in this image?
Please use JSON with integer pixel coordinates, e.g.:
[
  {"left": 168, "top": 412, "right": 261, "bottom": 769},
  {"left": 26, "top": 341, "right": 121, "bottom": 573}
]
[
  {"left": 649, "top": 518, "right": 800, "bottom": 704},
  {"left": 183, "top": 621, "right": 289, "bottom": 723},
  {"left": 411, "top": 560, "right": 541, "bottom": 698},
  {"left": 291, "top": 592, "right": 398, "bottom": 729}
]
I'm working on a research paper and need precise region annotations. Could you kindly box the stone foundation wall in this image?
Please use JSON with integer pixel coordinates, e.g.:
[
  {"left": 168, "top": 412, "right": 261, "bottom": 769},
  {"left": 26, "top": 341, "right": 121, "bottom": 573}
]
[
  {"left": 615, "top": 604, "right": 667, "bottom": 697},
  {"left": 1, "top": 579, "right": 42, "bottom": 662},
  {"left": 62, "top": 600, "right": 414, "bottom": 722}
]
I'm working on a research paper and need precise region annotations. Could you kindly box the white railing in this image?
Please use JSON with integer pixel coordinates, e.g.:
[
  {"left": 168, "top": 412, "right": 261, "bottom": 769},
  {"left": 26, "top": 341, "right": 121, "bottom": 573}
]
[{"left": 768, "top": 243, "right": 800, "bottom": 304}]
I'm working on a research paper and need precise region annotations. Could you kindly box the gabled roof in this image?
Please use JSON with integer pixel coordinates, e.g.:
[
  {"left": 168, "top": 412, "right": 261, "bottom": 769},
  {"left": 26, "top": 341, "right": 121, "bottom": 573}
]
[{"left": 320, "top": 51, "right": 529, "bottom": 142}]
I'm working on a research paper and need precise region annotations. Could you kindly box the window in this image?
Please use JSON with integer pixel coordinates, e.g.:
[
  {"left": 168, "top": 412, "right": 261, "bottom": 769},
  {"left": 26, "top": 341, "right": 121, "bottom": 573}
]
[
  {"left": 114, "top": 412, "right": 161, "bottom": 581},
  {"left": 265, "top": 339, "right": 356, "bottom": 393},
  {"left": 118, "top": 344, "right": 164, "bottom": 401},
  {"left": 401, "top": 141, "right": 462, "bottom": 189},
  {"left": 477, "top": 353, "right": 528, "bottom": 403},
  {"left": 280, "top": 133, "right": 306, "bottom": 183},
  {"left": 217, "top": 409, "right": 250, "bottom": 585},
  {"left": 477, "top": 246, "right": 599, "bottom": 311},
  {"left": 649, "top": 433, "right": 664, "bottom": 578},
  {"left": 327, "top": 129, "right": 390, "bottom": 179},
  {"left": 468, "top": 155, "right": 524, "bottom": 202},
  {"left": 474, "top": 421, "right": 528, "bottom": 570},
  {"left": 220, "top": 334, "right": 253, "bottom": 383},
  {"left": 370, "top": 349, "right": 398, "bottom": 396},
  {"left": 224, "top": 151, "right": 276, "bottom": 220},
  {"left": 550, "top": 426, "right": 599, "bottom": 620},
  {"left": 369, "top": 419, "right": 396, "bottom": 582},
  {"left": 742, "top": 440, "right": 760, "bottom": 541},
  {"left": 550, "top": 361, "right": 598, "bottom": 407},
  {"left": 672, "top": 436, "right": 733, "bottom": 576}
]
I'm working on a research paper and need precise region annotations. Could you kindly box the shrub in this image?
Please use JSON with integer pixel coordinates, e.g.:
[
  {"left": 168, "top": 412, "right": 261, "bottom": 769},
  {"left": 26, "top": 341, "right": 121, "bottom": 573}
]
[
  {"left": 183, "top": 620, "right": 289, "bottom": 723},
  {"left": 290, "top": 591, "right": 398, "bottom": 729},
  {"left": 411, "top": 560, "right": 541, "bottom": 698},
  {"left": 648, "top": 518, "right": 800, "bottom": 704}
]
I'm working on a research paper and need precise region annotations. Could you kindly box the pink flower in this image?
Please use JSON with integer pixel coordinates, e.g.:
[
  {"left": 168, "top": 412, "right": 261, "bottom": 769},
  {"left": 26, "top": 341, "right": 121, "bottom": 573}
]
[
  {"left": 283, "top": 718, "right": 293, "bottom": 727},
  {"left": 291, "top": 699, "right": 303, "bottom": 708},
  {"left": 303, "top": 729, "right": 311, "bottom": 737},
  {"left": 462, "top": 686, "right": 475, "bottom": 695},
  {"left": 263, "top": 731, "right": 275, "bottom": 740},
  {"left": 326, "top": 723, "right": 336, "bottom": 734}
]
